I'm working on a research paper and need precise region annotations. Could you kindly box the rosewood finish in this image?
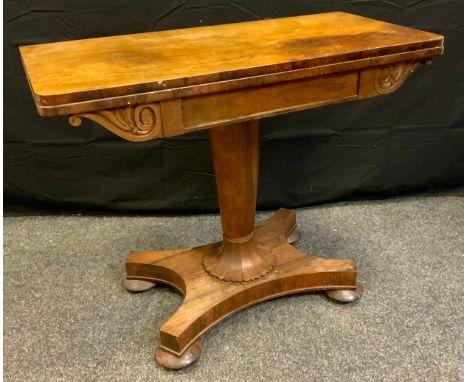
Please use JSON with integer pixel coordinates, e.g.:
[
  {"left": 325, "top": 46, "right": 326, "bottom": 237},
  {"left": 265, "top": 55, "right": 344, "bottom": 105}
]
[
  {"left": 19, "top": 12, "right": 444, "bottom": 370},
  {"left": 20, "top": 12, "right": 443, "bottom": 118}
]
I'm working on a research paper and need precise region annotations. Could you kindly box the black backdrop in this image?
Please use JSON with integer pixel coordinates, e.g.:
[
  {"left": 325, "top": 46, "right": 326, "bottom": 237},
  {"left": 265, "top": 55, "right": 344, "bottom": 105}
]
[{"left": 4, "top": 0, "right": 463, "bottom": 215}]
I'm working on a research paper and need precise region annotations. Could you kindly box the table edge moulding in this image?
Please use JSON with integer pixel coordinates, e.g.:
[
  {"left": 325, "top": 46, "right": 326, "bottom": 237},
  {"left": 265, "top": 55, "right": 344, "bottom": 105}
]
[{"left": 19, "top": 11, "right": 444, "bottom": 369}]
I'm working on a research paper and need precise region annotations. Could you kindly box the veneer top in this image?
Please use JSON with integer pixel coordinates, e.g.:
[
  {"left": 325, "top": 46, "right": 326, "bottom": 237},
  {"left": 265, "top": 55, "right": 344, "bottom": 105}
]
[{"left": 20, "top": 12, "right": 443, "bottom": 112}]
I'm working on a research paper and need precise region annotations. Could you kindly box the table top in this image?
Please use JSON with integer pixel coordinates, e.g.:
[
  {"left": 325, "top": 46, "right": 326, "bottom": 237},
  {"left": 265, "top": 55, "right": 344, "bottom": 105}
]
[{"left": 20, "top": 12, "right": 443, "bottom": 115}]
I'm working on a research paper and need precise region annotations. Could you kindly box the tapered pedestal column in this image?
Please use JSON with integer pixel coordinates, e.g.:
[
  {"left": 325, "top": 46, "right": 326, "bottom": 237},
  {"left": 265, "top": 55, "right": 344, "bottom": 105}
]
[
  {"left": 123, "top": 120, "right": 362, "bottom": 369},
  {"left": 204, "top": 121, "right": 275, "bottom": 282}
]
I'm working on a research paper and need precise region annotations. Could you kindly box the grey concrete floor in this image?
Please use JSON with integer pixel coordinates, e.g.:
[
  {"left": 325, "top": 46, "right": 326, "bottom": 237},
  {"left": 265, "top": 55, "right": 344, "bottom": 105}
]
[{"left": 4, "top": 194, "right": 463, "bottom": 381}]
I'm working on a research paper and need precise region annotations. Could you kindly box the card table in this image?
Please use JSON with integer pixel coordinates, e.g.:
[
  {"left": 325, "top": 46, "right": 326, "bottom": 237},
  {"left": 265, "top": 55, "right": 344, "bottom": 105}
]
[{"left": 20, "top": 12, "right": 443, "bottom": 369}]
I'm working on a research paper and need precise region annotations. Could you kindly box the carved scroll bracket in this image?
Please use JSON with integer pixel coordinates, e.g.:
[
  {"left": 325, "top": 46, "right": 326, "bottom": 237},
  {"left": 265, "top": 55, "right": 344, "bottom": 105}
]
[
  {"left": 359, "top": 60, "right": 421, "bottom": 99},
  {"left": 374, "top": 61, "right": 419, "bottom": 95},
  {"left": 69, "top": 103, "right": 163, "bottom": 142}
]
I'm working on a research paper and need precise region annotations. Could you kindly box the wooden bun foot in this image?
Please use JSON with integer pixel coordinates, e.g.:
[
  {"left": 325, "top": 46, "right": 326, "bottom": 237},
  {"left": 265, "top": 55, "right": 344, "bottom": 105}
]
[
  {"left": 155, "top": 341, "right": 202, "bottom": 370},
  {"left": 122, "top": 278, "right": 157, "bottom": 292},
  {"left": 287, "top": 227, "right": 300, "bottom": 244},
  {"left": 325, "top": 282, "right": 364, "bottom": 303}
]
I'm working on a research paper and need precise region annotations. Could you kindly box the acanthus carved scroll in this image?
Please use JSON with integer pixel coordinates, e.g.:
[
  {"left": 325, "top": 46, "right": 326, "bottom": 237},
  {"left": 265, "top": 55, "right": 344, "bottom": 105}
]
[
  {"left": 69, "top": 103, "right": 163, "bottom": 142},
  {"left": 374, "top": 61, "right": 419, "bottom": 95}
]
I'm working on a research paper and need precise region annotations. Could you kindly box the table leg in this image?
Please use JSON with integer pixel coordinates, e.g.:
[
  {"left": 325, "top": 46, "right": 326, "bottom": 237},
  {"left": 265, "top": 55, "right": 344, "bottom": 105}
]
[
  {"left": 204, "top": 120, "right": 275, "bottom": 282},
  {"left": 123, "top": 119, "right": 363, "bottom": 369}
]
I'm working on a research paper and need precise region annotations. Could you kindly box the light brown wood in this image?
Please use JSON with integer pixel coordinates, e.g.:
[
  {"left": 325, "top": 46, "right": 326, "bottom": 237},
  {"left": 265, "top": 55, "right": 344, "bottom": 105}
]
[
  {"left": 20, "top": 12, "right": 443, "bottom": 117},
  {"left": 19, "top": 12, "right": 444, "bottom": 369},
  {"left": 210, "top": 122, "right": 260, "bottom": 239},
  {"left": 126, "top": 209, "right": 357, "bottom": 361},
  {"left": 182, "top": 72, "right": 358, "bottom": 131},
  {"left": 204, "top": 121, "right": 275, "bottom": 281},
  {"left": 68, "top": 103, "right": 163, "bottom": 142},
  {"left": 65, "top": 59, "right": 426, "bottom": 142},
  {"left": 358, "top": 60, "right": 420, "bottom": 99}
]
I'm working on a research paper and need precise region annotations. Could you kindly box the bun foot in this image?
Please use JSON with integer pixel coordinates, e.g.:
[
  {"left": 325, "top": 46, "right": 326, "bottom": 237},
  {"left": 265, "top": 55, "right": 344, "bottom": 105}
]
[
  {"left": 325, "top": 282, "right": 363, "bottom": 303},
  {"left": 155, "top": 340, "right": 202, "bottom": 369},
  {"left": 122, "top": 278, "right": 156, "bottom": 292},
  {"left": 287, "top": 227, "right": 301, "bottom": 244}
]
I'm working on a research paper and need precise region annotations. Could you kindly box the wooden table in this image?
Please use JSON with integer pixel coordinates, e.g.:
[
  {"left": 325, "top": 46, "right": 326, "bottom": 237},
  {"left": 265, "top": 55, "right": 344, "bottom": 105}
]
[{"left": 20, "top": 12, "right": 443, "bottom": 369}]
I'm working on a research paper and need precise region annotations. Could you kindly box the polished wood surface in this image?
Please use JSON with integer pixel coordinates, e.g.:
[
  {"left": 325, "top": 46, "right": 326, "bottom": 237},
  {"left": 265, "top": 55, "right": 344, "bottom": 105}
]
[
  {"left": 209, "top": 122, "right": 260, "bottom": 240},
  {"left": 20, "top": 12, "right": 443, "bottom": 369},
  {"left": 205, "top": 121, "right": 275, "bottom": 281},
  {"left": 126, "top": 209, "right": 357, "bottom": 364},
  {"left": 20, "top": 12, "right": 443, "bottom": 116},
  {"left": 64, "top": 59, "right": 427, "bottom": 142}
]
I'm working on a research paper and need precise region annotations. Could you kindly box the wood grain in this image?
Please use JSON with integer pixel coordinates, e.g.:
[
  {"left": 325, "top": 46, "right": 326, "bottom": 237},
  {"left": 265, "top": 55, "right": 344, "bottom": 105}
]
[
  {"left": 68, "top": 102, "right": 163, "bottom": 141},
  {"left": 204, "top": 121, "right": 276, "bottom": 281},
  {"left": 20, "top": 12, "right": 443, "bottom": 115},
  {"left": 182, "top": 72, "right": 358, "bottom": 131},
  {"left": 64, "top": 59, "right": 429, "bottom": 141},
  {"left": 209, "top": 122, "right": 260, "bottom": 240},
  {"left": 358, "top": 60, "right": 420, "bottom": 99},
  {"left": 21, "top": 13, "right": 444, "bottom": 368},
  {"left": 126, "top": 209, "right": 357, "bottom": 358}
]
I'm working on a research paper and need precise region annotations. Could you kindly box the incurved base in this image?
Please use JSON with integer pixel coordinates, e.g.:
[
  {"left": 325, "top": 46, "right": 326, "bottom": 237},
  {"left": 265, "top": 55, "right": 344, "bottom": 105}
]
[{"left": 125, "top": 209, "right": 360, "bottom": 368}]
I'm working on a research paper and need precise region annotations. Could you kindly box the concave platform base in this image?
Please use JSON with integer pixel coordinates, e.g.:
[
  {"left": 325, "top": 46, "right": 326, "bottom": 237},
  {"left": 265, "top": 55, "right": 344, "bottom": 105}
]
[{"left": 124, "top": 208, "right": 361, "bottom": 369}]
